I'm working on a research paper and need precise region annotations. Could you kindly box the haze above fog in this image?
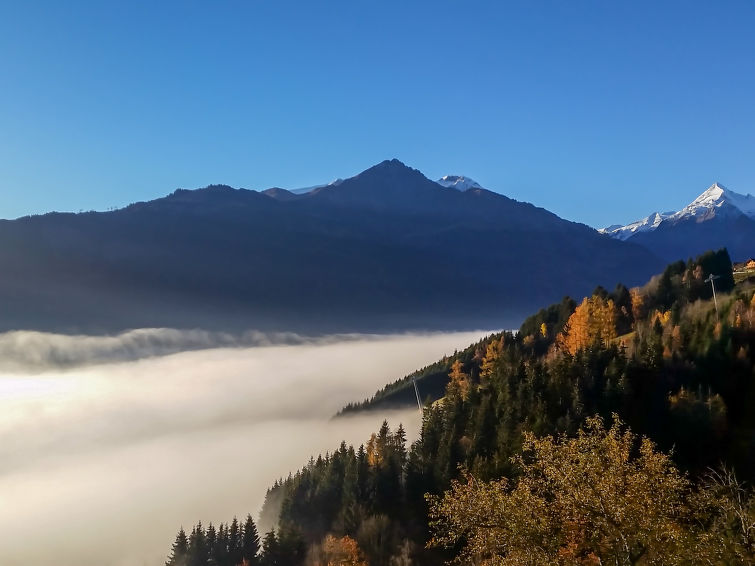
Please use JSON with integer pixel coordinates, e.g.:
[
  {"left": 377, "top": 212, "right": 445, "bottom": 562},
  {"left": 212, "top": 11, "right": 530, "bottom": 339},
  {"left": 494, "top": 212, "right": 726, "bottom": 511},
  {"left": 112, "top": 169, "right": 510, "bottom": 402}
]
[{"left": 0, "top": 329, "right": 487, "bottom": 566}]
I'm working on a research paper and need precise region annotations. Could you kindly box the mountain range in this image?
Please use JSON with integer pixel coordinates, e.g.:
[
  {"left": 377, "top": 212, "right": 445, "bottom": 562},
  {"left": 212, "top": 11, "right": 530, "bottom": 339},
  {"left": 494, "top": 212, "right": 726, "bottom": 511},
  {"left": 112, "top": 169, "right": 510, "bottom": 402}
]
[
  {"left": 0, "top": 159, "right": 663, "bottom": 334},
  {"left": 600, "top": 182, "right": 755, "bottom": 262}
]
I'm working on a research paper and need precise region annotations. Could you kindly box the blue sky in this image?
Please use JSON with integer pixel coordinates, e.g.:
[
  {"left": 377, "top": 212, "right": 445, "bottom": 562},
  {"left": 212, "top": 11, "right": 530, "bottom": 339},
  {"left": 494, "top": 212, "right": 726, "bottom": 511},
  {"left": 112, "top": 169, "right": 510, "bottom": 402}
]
[{"left": 1, "top": 1, "right": 753, "bottom": 227}]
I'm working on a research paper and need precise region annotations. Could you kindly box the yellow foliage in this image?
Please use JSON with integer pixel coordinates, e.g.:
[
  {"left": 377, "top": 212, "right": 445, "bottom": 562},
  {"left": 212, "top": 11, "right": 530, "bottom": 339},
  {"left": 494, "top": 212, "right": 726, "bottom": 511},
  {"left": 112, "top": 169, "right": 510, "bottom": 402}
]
[
  {"left": 316, "top": 535, "right": 369, "bottom": 566},
  {"left": 652, "top": 309, "right": 671, "bottom": 326},
  {"left": 448, "top": 359, "right": 470, "bottom": 400},
  {"left": 540, "top": 322, "right": 548, "bottom": 338},
  {"left": 630, "top": 289, "right": 646, "bottom": 323},
  {"left": 557, "top": 296, "right": 617, "bottom": 355},
  {"left": 480, "top": 340, "right": 502, "bottom": 381},
  {"left": 427, "top": 416, "right": 694, "bottom": 565},
  {"left": 366, "top": 433, "right": 382, "bottom": 467}
]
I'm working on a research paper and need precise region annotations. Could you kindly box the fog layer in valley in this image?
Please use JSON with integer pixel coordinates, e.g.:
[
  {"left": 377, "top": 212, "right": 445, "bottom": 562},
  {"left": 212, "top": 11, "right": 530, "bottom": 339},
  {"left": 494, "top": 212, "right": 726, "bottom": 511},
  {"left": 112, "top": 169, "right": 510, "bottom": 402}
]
[{"left": 0, "top": 329, "right": 487, "bottom": 566}]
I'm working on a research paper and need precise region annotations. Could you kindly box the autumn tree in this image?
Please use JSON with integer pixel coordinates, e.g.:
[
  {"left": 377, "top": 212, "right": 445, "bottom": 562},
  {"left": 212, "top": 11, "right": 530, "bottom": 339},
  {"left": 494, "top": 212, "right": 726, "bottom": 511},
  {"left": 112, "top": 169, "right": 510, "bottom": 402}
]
[
  {"left": 630, "top": 288, "right": 646, "bottom": 324},
  {"left": 315, "top": 534, "right": 369, "bottom": 566},
  {"left": 448, "top": 359, "right": 470, "bottom": 399},
  {"left": 427, "top": 415, "right": 695, "bottom": 565},
  {"left": 480, "top": 339, "right": 503, "bottom": 382},
  {"left": 557, "top": 296, "right": 617, "bottom": 354}
]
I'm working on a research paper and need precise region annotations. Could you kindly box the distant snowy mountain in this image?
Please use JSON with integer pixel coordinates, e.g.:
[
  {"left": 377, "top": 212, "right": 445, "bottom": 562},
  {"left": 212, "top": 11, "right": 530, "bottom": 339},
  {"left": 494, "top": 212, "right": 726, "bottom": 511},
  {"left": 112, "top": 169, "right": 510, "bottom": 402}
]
[
  {"left": 437, "top": 175, "right": 484, "bottom": 191},
  {"left": 602, "top": 182, "right": 755, "bottom": 261},
  {"left": 600, "top": 212, "right": 674, "bottom": 241},
  {"left": 602, "top": 183, "right": 755, "bottom": 238},
  {"left": 667, "top": 182, "right": 755, "bottom": 222}
]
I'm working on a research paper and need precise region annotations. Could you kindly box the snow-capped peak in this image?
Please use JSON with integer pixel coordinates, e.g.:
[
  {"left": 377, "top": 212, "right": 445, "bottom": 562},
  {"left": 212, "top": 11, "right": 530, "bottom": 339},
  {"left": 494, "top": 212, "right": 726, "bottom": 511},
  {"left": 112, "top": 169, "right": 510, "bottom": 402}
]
[
  {"left": 601, "top": 182, "right": 755, "bottom": 241},
  {"left": 671, "top": 182, "right": 755, "bottom": 221},
  {"left": 437, "top": 175, "right": 484, "bottom": 191}
]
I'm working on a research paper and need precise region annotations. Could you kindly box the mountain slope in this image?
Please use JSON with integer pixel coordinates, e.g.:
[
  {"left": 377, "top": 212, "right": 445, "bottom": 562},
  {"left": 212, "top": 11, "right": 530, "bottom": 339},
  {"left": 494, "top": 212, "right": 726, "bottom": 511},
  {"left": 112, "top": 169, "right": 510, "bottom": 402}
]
[
  {"left": 0, "top": 160, "right": 664, "bottom": 333},
  {"left": 602, "top": 182, "right": 755, "bottom": 260},
  {"left": 241, "top": 250, "right": 755, "bottom": 566}
]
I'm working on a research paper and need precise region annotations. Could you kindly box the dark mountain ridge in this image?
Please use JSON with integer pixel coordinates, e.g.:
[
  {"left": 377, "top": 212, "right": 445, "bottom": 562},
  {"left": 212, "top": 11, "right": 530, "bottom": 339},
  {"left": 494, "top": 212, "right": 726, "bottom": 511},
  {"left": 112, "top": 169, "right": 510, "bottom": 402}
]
[
  {"left": 0, "top": 160, "right": 664, "bottom": 334},
  {"left": 630, "top": 212, "right": 755, "bottom": 263}
]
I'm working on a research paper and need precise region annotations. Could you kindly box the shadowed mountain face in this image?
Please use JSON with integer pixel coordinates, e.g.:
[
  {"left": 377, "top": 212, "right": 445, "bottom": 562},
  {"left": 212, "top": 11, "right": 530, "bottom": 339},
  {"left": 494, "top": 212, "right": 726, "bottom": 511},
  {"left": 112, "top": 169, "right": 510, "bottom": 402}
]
[
  {"left": 0, "top": 160, "right": 664, "bottom": 334},
  {"left": 628, "top": 213, "right": 755, "bottom": 263}
]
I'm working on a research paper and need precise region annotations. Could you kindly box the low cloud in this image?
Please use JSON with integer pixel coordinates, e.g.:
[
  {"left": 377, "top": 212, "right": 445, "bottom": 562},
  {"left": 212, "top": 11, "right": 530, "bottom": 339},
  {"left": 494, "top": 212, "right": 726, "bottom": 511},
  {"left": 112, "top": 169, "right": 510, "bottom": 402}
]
[
  {"left": 0, "top": 328, "right": 380, "bottom": 372},
  {"left": 0, "top": 329, "right": 487, "bottom": 566}
]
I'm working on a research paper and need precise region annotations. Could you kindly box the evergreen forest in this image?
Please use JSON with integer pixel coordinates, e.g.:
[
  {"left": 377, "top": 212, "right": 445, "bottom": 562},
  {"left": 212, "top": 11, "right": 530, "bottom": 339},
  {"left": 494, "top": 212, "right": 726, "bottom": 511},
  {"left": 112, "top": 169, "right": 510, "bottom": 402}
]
[{"left": 166, "top": 248, "right": 755, "bottom": 565}]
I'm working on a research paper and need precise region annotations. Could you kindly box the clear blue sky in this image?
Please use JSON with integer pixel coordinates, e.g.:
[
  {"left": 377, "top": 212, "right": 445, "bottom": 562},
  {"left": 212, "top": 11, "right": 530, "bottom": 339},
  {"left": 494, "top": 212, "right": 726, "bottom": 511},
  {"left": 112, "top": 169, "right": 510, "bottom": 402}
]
[{"left": 1, "top": 1, "right": 753, "bottom": 227}]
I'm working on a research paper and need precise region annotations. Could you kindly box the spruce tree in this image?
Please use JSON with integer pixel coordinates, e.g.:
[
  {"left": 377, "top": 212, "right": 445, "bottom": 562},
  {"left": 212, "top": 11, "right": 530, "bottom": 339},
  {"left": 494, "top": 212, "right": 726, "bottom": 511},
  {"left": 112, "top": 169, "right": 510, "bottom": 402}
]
[
  {"left": 188, "top": 522, "right": 209, "bottom": 566},
  {"left": 206, "top": 523, "right": 217, "bottom": 565},
  {"left": 166, "top": 527, "right": 189, "bottom": 566},
  {"left": 228, "top": 517, "right": 242, "bottom": 566},
  {"left": 213, "top": 523, "right": 229, "bottom": 566},
  {"left": 242, "top": 514, "right": 261, "bottom": 564},
  {"left": 259, "top": 530, "right": 279, "bottom": 566}
]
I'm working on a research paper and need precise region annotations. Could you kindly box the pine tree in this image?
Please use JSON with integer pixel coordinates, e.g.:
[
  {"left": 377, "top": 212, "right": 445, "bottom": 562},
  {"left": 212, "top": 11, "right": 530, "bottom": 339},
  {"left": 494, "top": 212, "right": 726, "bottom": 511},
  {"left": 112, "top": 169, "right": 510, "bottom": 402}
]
[
  {"left": 206, "top": 523, "right": 218, "bottom": 566},
  {"left": 228, "top": 517, "right": 242, "bottom": 566},
  {"left": 188, "top": 522, "right": 209, "bottom": 566},
  {"left": 166, "top": 527, "right": 189, "bottom": 566},
  {"left": 259, "top": 530, "right": 279, "bottom": 566},
  {"left": 214, "top": 523, "right": 229, "bottom": 566},
  {"left": 242, "top": 515, "right": 260, "bottom": 565}
]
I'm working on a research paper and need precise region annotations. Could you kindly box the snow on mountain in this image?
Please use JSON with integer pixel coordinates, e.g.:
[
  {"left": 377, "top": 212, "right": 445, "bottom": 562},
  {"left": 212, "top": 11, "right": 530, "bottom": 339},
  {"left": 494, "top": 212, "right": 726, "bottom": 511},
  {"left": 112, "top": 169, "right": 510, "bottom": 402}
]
[
  {"left": 669, "top": 182, "right": 755, "bottom": 222},
  {"left": 290, "top": 173, "right": 484, "bottom": 196},
  {"left": 599, "top": 211, "right": 673, "bottom": 241},
  {"left": 601, "top": 182, "right": 755, "bottom": 240},
  {"left": 437, "top": 175, "right": 484, "bottom": 191}
]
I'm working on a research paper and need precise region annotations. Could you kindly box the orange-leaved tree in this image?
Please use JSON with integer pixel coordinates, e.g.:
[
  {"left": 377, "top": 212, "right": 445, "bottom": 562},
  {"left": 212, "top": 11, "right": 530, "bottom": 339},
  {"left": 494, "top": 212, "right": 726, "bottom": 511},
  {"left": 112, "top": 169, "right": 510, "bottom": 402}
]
[
  {"left": 427, "top": 415, "right": 697, "bottom": 565},
  {"left": 557, "top": 296, "right": 617, "bottom": 355}
]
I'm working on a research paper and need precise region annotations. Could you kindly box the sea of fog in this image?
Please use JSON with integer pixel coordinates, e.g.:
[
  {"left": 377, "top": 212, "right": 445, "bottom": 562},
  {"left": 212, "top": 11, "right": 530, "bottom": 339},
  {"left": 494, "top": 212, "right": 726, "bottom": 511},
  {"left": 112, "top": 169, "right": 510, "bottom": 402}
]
[{"left": 0, "top": 329, "right": 488, "bottom": 566}]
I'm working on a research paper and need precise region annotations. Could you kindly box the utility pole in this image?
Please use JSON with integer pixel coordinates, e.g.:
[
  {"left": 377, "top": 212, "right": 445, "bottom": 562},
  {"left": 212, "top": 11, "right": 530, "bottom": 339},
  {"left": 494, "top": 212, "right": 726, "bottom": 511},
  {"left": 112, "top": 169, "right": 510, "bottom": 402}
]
[
  {"left": 705, "top": 273, "right": 721, "bottom": 320},
  {"left": 412, "top": 376, "right": 423, "bottom": 413}
]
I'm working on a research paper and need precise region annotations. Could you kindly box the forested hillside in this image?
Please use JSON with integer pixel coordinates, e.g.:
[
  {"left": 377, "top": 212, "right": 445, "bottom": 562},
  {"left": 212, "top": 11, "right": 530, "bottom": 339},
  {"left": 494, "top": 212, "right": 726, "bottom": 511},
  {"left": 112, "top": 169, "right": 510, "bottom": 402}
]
[{"left": 166, "top": 248, "right": 755, "bottom": 566}]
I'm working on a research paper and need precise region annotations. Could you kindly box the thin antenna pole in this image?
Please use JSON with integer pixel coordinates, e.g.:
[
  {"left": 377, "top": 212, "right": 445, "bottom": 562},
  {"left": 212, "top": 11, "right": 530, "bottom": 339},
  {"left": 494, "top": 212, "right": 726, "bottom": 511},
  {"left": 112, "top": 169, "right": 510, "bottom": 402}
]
[
  {"left": 412, "top": 376, "right": 423, "bottom": 413},
  {"left": 705, "top": 274, "right": 720, "bottom": 320}
]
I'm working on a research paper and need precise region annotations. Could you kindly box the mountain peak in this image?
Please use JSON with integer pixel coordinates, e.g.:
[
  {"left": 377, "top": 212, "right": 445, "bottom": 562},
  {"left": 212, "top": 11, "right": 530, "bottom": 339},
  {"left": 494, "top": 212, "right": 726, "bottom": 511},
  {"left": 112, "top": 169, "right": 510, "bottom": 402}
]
[
  {"left": 340, "top": 159, "right": 430, "bottom": 188},
  {"left": 686, "top": 182, "right": 727, "bottom": 208},
  {"left": 359, "top": 158, "right": 416, "bottom": 176},
  {"left": 437, "top": 175, "right": 484, "bottom": 191},
  {"left": 675, "top": 182, "right": 755, "bottom": 220},
  {"left": 601, "top": 181, "right": 755, "bottom": 258}
]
